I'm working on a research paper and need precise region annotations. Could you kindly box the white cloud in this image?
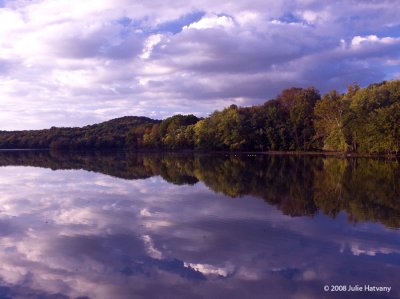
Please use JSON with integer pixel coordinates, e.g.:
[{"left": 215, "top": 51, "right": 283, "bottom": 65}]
[
  {"left": 300, "top": 9, "right": 330, "bottom": 24},
  {"left": 140, "top": 34, "right": 163, "bottom": 59},
  {"left": 351, "top": 35, "right": 397, "bottom": 47},
  {"left": 235, "top": 11, "right": 260, "bottom": 26},
  {"left": 142, "top": 235, "right": 163, "bottom": 259},
  {"left": 184, "top": 14, "right": 235, "bottom": 30}
]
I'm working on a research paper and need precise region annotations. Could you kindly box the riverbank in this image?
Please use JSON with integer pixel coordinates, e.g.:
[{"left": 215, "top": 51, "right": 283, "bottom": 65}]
[{"left": 0, "top": 147, "right": 398, "bottom": 159}]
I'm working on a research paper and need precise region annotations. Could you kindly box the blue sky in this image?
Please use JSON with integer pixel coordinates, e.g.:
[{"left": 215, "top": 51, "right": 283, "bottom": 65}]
[{"left": 0, "top": 0, "right": 399, "bottom": 129}]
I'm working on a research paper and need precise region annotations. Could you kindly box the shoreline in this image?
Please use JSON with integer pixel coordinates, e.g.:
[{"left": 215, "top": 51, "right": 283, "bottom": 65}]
[{"left": 0, "top": 148, "right": 398, "bottom": 159}]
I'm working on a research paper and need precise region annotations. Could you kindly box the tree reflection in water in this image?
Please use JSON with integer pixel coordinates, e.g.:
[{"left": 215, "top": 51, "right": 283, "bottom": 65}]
[{"left": 0, "top": 150, "right": 398, "bottom": 228}]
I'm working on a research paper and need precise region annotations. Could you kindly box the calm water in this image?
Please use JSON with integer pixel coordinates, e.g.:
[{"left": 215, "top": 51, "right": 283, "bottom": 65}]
[{"left": 0, "top": 151, "right": 399, "bottom": 299}]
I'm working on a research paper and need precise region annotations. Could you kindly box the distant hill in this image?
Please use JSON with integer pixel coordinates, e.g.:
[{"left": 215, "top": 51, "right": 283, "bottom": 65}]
[
  {"left": 0, "top": 116, "right": 161, "bottom": 150},
  {"left": 82, "top": 116, "right": 158, "bottom": 130}
]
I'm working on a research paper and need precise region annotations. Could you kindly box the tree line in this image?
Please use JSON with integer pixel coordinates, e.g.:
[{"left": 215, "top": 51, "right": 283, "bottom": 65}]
[{"left": 1, "top": 80, "right": 399, "bottom": 154}]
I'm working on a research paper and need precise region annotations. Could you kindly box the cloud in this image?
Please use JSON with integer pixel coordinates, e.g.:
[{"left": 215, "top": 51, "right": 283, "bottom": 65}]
[
  {"left": 183, "top": 14, "right": 235, "bottom": 30},
  {"left": 140, "top": 34, "right": 163, "bottom": 59},
  {"left": 351, "top": 34, "right": 400, "bottom": 49},
  {"left": 0, "top": 0, "right": 399, "bottom": 129}
]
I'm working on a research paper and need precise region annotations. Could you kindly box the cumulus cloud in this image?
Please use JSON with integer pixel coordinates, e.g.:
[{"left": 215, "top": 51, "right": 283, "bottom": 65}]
[
  {"left": 351, "top": 35, "right": 399, "bottom": 47},
  {"left": 183, "top": 14, "right": 235, "bottom": 30},
  {"left": 0, "top": 0, "right": 399, "bottom": 129}
]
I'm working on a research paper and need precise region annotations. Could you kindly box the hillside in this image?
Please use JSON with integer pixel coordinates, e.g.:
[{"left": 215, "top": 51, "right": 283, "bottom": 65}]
[{"left": 0, "top": 116, "right": 160, "bottom": 150}]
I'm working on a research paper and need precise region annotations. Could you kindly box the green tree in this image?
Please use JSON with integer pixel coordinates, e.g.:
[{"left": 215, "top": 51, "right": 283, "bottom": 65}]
[
  {"left": 314, "top": 90, "right": 349, "bottom": 151},
  {"left": 277, "top": 87, "right": 321, "bottom": 150}
]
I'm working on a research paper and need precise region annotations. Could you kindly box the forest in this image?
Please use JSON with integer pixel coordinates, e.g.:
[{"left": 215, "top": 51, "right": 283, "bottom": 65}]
[{"left": 0, "top": 79, "right": 399, "bottom": 154}]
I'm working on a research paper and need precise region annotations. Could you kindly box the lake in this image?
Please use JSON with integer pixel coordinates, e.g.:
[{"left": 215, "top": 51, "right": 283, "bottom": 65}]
[{"left": 0, "top": 150, "right": 398, "bottom": 298}]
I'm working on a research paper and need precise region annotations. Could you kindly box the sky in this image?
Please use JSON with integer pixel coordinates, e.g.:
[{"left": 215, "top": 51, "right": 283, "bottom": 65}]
[{"left": 0, "top": 0, "right": 399, "bottom": 130}]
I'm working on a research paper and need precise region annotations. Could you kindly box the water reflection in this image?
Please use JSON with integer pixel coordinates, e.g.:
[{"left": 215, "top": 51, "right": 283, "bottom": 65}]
[
  {"left": 0, "top": 151, "right": 398, "bottom": 298},
  {"left": 1, "top": 150, "right": 399, "bottom": 228}
]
